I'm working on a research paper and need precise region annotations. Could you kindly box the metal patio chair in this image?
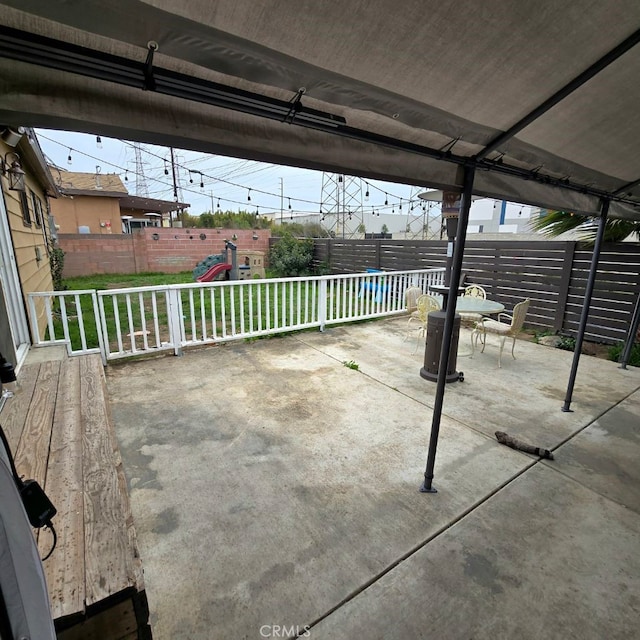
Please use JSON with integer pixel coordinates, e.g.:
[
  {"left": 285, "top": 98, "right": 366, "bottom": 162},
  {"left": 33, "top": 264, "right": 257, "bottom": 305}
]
[
  {"left": 459, "top": 284, "right": 487, "bottom": 327},
  {"left": 472, "top": 298, "right": 531, "bottom": 367},
  {"left": 410, "top": 294, "right": 441, "bottom": 353}
]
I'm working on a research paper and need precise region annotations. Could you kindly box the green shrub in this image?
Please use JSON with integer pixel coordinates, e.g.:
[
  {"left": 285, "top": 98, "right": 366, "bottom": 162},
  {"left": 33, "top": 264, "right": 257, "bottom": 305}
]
[
  {"left": 557, "top": 336, "right": 576, "bottom": 351},
  {"left": 269, "top": 232, "right": 314, "bottom": 277},
  {"left": 608, "top": 341, "right": 640, "bottom": 367},
  {"left": 49, "top": 246, "right": 65, "bottom": 290}
]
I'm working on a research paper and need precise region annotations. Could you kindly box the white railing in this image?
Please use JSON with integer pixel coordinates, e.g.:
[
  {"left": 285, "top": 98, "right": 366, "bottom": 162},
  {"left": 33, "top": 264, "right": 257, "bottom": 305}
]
[
  {"left": 27, "top": 268, "right": 444, "bottom": 362},
  {"left": 28, "top": 289, "right": 106, "bottom": 361}
]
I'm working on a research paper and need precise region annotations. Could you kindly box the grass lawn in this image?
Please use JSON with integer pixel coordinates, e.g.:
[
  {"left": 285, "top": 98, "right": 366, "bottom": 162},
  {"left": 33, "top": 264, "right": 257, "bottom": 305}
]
[{"left": 63, "top": 271, "right": 195, "bottom": 290}]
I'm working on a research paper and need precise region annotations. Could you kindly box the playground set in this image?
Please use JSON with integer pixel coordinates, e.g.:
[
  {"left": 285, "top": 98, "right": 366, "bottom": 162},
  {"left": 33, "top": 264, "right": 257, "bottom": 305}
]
[{"left": 193, "top": 240, "right": 265, "bottom": 282}]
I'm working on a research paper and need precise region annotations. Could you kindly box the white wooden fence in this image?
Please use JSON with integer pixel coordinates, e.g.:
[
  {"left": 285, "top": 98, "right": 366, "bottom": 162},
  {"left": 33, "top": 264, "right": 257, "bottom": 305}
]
[{"left": 27, "top": 268, "right": 445, "bottom": 363}]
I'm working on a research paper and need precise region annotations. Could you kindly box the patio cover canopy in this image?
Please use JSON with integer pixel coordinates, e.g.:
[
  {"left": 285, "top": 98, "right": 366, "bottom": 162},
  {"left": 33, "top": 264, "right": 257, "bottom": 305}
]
[{"left": 0, "top": 1, "right": 639, "bottom": 220}]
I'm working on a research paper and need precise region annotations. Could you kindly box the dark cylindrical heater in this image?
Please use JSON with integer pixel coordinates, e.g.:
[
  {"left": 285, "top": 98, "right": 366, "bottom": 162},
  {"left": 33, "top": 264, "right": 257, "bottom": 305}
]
[{"left": 420, "top": 311, "right": 462, "bottom": 383}]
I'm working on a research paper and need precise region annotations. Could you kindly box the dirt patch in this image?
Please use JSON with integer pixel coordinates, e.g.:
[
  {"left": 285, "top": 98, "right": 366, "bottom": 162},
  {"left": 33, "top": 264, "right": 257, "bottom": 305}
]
[{"left": 518, "top": 330, "right": 612, "bottom": 361}]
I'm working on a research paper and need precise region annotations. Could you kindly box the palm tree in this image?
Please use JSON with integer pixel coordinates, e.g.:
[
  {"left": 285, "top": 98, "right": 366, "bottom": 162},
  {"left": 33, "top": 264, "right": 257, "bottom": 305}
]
[{"left": 531, "top": 210, "right": 640, "bottom": 243}]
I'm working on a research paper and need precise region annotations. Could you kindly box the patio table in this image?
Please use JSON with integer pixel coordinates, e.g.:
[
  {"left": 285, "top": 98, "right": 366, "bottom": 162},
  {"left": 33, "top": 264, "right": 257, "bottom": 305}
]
[{"left": 433, "top": 295, "right": 504, "bottom": 316}]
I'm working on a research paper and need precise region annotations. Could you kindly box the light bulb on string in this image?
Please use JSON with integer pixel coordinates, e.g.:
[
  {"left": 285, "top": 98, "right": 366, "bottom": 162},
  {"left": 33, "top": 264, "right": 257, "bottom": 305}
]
[
  {"left": 247, "top": 188, "right": 252, "bottom": 202},
  {"left": 164, "top": 160, "right": 169, "bottom": 176},
  {"left": 67, "top": 148, "right": 72, "bottom": 165},
  {"left": 124, "top": 170, "right": 128, "bottom": 182},
  {"left": 96, "top": 135, "right": 103, "bottom": 149},
  {"left": 288, "top": 198, "right": 292, "bottom": 210},
  {"left": 384, "top": 193, "right": 388, "bottom": 206},
  {"left": 364, "top": 184, "right": 369, "bottom": 201},
  {"left": 399, "top": 198, "right": 402, "bottom": 211}
]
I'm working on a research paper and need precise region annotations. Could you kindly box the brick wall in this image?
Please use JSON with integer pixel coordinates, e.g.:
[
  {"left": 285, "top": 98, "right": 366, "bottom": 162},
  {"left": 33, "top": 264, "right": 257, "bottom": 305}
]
[{"left": 59, "top": 227, "right": 271, "bottom": 276}]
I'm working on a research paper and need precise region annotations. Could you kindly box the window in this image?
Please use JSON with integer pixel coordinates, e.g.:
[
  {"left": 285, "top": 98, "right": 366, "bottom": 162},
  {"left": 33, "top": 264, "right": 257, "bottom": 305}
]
[
  {"left": 30, "top": 191, "right": 43, "bottom": 228},
  {"left": 19, "top": 190, "right": 31, "bottom": 226}
]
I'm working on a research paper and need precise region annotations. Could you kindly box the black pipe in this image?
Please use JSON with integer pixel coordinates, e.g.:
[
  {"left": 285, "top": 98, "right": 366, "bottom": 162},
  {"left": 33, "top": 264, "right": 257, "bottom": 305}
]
[
  {"left": 562, "top": 199, "right": 609, "bottom": 412},
  {"left": 420, "top": 165, "right": 475, "bottom": 493},
  {"left": 619, "top": 290, "right": 640, "bottom": 369}
]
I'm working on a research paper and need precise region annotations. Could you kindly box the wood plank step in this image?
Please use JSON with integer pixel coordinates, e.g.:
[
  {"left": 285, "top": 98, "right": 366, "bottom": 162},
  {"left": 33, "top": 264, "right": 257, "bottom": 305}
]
[
  {"left": 1, "top": 362, "right": 40, "bottom": 451},
  {"left": 81, "top": 354, "right": 138, "bottom": 607},
  {"left": 14, "top": 360, "right": 61, "bottom": 488},
  {"left": 39, "top": 357, "right": 85, "bottom": 621}
]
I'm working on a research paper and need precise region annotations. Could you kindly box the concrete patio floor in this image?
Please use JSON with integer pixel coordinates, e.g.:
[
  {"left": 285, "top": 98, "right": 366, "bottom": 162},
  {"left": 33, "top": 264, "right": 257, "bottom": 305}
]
[{"left": 105, "top": 317, "right": 640, "bottom": 640}]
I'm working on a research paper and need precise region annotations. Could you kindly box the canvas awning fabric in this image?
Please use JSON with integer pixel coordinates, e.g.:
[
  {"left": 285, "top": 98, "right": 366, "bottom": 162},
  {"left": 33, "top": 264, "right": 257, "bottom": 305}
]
[{"left": 1, "top": 0, "right": 639, "bottom": 219}]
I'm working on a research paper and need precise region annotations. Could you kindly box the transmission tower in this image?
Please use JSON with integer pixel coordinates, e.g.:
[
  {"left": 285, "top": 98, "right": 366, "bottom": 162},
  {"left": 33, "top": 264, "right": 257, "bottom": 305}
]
[
  {"left": 320, "top": 173, "right": 364, "bottom": 238},
  {"left": 133, "top": 142, "right": 149, "bottom": 197},
  {"left": 404, "top": 185, "right": 443, "bottom": 239}
]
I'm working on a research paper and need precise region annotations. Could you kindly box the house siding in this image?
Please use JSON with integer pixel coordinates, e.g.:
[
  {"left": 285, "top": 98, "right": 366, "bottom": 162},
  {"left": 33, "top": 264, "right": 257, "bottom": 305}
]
[
  {"left": 0, "top": 139, "right": 54, "bottom": 338},
  {"left": 50, "top": 193, "right": 123, "bottom": 234}
]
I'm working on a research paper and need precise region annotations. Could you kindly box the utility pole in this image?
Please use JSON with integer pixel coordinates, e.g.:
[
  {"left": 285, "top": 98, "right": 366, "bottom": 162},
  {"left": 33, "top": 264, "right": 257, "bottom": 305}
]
[
  {"left": 170, "top": 147, "right": 178, "bottom": 227},
  {"left": 279, "top": 177, "right": 284, "bottom": 225}
]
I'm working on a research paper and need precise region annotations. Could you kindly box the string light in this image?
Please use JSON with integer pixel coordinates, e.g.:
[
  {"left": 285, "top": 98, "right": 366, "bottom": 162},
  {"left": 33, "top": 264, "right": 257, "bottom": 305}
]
[
  {"left": 288, "top": 197, "right": 292, "bottom": 210},
  {"left": 96, "top": 135, "right": 103, "bottom": 149},
  {"left": 41, "top": 131, "right": 420, "bottom": 217},
  {"left": 124, "top": 170, "right": 128, "bottom": 182},
  {"left": 365, "top": 184, "right": 369, "bottom": 201}
]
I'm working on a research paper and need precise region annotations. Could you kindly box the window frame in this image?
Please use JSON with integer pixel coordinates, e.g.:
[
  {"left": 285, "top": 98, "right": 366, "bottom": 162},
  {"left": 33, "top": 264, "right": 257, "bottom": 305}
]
[{"left": 19, "top": 190, "right": 32, "bottom": 226}]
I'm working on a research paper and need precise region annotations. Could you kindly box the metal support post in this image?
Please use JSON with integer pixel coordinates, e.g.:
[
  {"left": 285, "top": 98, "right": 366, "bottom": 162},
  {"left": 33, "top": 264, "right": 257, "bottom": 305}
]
[
  {"left": 561, "top": 199, "right": 609, "bottom": 412},
  {"left": 619, "top": 290, "right": 640, "bottom": 369},
  {"left": 420, "top": 165, "right": 475, "bottom": 493}
]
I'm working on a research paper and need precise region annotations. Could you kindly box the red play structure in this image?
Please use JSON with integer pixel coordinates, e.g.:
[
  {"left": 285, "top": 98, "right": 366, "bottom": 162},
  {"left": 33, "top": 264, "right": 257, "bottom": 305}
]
[{"left": 196, "top": 262, "right": 231, "bottom": 282}]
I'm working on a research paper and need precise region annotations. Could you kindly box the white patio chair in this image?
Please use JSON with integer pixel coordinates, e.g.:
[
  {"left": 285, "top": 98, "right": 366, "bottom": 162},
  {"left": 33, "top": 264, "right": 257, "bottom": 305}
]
[
  {"left": 459, "top": 284, "right": 486, "bottom": 327},
  {"left": 472, "top": 298, "right": 530, "bottom": 367},
  {"left": 404, "top": 286, "right": 423, "bottom": 336},
  {"left": 410, "top": 294, "right": 441, "bottom": 353}
]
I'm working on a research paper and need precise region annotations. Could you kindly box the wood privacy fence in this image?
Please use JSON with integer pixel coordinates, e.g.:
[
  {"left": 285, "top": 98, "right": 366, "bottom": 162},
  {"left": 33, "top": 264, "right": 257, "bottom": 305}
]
[{"left": 306, "top": 238, "right": 640, "bottom": 344}]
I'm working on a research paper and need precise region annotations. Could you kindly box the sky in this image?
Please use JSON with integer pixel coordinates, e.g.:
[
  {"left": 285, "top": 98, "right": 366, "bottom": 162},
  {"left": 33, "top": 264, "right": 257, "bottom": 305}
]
[{"left": 35, "top": 128, "right": 532, "bottom": 222}]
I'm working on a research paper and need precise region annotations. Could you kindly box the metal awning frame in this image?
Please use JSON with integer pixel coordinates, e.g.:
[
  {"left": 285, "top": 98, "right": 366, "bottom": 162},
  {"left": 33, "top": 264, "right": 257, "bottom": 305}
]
[
  {"left": 2, "top": 22, "right": 640, "bottom": 491},
  {"left": 1, "top": 25, "right": 640, "bottom": 217}
]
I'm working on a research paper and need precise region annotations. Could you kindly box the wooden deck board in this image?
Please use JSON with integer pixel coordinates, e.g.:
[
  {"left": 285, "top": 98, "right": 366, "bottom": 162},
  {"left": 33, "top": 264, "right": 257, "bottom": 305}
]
[
  {"left": 1, "top": 351, "right": 149, "bottom": 638},
  {"left": 39, "top": 357, "right": 86, "bottom": 621},
  {"left": 56, "top": 597, "right": 138, "bottom": 640},
  {"left": 14, "top": 360, "right": 61, "bottom": 487},
  {"left": 81, "top": 354, "right": 137, "bottom": 607},
  {"left": 1, "top": 362, "right": 40, "bottom": 451}
]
